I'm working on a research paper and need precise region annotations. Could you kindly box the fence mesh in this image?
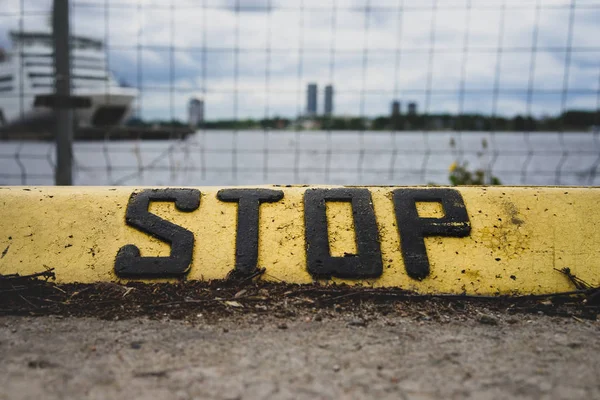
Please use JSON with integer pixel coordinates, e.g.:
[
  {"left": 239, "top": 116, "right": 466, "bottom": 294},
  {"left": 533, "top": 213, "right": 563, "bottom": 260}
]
[{"left": 0, "top": 0, "right": 599, "bottom": 186}]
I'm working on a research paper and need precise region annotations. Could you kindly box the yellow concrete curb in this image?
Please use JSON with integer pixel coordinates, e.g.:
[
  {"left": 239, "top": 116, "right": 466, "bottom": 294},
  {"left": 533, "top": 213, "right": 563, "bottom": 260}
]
[{"left": 0, "top": 186, "right": 598, "bottom": 295}]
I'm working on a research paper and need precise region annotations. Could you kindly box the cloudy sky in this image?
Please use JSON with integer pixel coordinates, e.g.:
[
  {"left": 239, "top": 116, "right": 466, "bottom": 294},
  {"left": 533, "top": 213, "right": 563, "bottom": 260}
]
[{"left": 1, "top": 0, "right": 599, "bottom": 121}]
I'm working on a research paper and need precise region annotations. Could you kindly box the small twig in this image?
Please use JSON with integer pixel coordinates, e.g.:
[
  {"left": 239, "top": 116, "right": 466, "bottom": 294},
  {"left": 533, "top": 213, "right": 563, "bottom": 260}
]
[
  {"left": 240, "top": 267, "right": 266, "bottom": 283},
  {"left": 0, "top": 286, "right": 30, "bottom": 293},
  {"left": 0, "top": 269, "right": 56, "bottom": 282},
  {"left": 26, "top": 297, "right": 68, "bottom": 305},
  {"left": 554, "top": 267, "right": 593, "bottom": 291},
  {"left": 225, "top": 267, "right": 266, "bottom": 284},
  {"left": 49, "top": 284, "right": 67, "bottom": 294},
  {"left": 337, "top": 290, "right": 411, "bottom": 300},
  {"left": 142, "top": 298, "right": 218, "bottom": 308},
  {"left": 69, "top": 287, "right": 91, "bottom": 299},
  {"left": 18, "top": 295, "right": 37, "bottom": 309}
]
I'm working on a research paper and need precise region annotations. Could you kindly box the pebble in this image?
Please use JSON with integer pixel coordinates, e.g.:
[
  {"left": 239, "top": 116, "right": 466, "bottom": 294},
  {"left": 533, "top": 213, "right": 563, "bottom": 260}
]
[
  {"left": 478, "top": 315, "right": 498, "bottom": 326},
  {"left": 347, "top": 318, "right": 367, "bottom": 327},
  {"left": 130, "top": 341, "right": 144, "bottom": 349}
]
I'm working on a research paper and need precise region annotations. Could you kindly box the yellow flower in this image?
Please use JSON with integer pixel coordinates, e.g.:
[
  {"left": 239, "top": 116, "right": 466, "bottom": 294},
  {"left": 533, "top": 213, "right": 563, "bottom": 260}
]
[{"left": 449, "top": 161, "right": 458, "bottom": 173}]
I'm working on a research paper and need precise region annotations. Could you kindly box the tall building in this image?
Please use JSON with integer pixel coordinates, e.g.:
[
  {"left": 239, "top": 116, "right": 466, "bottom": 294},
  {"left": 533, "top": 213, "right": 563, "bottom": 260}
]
[
  {"left": 391, "top": 100, "right": 401, "bottom": 118},
  {"left": 306, "top": 83, "right": 318, "bottom": 117},
  {"left": 324, "top": 85, "right": 334, "bottom": 116},
  {"left": 188, "top": 98, "right": 204, "bottom": 127},
  {"left": 391, "top": 100, "right": 402, "bottom": 129},
  {"left": 408, "top": 102, "right": 417, "bottom": 116}
]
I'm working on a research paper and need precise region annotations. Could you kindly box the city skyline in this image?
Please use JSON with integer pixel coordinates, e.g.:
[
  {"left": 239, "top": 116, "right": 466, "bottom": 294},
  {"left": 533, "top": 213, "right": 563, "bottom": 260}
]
[{"left": 306, "top": 83, "right": 335, "bottom": 118}]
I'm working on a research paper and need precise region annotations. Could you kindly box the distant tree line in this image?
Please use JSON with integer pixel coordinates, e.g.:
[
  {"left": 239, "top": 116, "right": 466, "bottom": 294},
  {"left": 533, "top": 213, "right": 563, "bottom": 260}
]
[
  {"left": 370, "top": 110, "right": 600, "bottom": 131},
  {"left": 126, "top": 117, "right": 293, "bottom": 130},
  {"left": 355, "top": 110, "right": 599, "bottom": 131},
  {"left": 127, "top": 110, "right": 599, "bottom": 131}
]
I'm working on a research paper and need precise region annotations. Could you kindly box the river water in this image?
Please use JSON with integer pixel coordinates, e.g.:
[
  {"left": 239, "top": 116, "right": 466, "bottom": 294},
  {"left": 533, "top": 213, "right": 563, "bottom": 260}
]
[{"left": 1, "top": 130, "right": 599, "bottom": 186}]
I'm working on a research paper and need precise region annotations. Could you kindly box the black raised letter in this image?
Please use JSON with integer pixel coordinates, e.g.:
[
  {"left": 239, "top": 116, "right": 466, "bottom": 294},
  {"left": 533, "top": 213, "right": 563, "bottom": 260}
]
[
  {"left": 393, "top": 188, "right": 470, "bottom": 281},
  {"left": 217, "top": 189, "right": 284, "bottom": 277},
  {"left": 115, "top": 188, "right": 201, "bottom": 278},
  {"left": 304, "top": 188, "right": 383, "bottom": 279}
]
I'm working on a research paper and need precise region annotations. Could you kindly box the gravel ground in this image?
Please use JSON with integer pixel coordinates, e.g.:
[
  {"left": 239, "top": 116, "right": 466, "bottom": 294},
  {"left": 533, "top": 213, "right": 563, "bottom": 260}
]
[
  {"left": 1, "top": 310, "right": 599, "bottom": 400},
  {"left": 1, "top": 276, "right": 599, "bottom": 400}
]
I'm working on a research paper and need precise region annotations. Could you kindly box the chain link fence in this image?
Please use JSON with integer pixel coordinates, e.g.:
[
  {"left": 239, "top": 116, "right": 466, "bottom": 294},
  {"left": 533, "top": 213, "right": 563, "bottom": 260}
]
[{"left": 0, "top": 0, "right": 599, "bottom": 186}]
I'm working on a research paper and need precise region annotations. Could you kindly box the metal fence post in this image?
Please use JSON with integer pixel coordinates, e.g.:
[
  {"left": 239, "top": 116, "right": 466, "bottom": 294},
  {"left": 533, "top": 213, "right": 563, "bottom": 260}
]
[{"left": 53, "top": 0, "right": 73, "bottom": 185}]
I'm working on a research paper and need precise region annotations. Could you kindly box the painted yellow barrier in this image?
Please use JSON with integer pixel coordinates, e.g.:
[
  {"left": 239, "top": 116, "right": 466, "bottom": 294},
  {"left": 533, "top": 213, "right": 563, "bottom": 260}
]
[{"left": 0, "top": 186, "right": 598, "bottom": 295}]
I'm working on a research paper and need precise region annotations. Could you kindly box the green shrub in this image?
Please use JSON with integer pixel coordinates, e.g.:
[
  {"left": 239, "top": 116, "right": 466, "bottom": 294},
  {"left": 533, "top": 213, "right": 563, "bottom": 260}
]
[{"left": 448, "top": 161, "right": 501, "bottom": 186}]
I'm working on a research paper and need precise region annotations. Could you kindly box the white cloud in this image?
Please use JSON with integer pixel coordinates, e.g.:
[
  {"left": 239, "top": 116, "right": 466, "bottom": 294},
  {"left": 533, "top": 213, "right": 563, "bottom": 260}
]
[{"left": 1, "top": 0, "right": 598, "bottom": 120}]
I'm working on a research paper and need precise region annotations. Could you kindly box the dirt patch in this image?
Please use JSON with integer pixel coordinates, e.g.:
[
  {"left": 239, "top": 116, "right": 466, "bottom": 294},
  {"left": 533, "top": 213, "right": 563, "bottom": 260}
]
[
  {"left": 1, "top": 269, "right": 598, "bottom": 322},
  {"left": 2, "top": 310, "right": 600, "bottom": 399},
  {"left": 2, "top": 271, "right": 600, "bottom": 399}
]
